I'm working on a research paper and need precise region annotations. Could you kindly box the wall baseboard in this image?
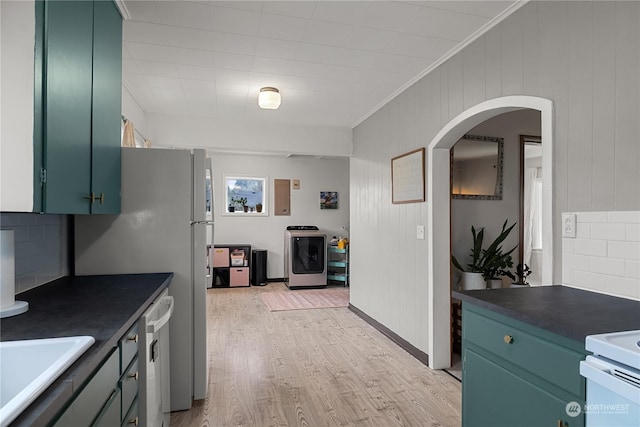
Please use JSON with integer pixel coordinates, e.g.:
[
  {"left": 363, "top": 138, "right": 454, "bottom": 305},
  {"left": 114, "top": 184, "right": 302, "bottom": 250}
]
[{"left": 348, "top": 304, "right": 430, "bottom": 367}]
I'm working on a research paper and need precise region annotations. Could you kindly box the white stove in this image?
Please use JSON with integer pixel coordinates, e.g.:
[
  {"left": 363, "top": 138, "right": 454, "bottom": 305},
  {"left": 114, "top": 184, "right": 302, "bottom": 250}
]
[{"left": 580, "top": 330, "right": 640, "bottom": 427}]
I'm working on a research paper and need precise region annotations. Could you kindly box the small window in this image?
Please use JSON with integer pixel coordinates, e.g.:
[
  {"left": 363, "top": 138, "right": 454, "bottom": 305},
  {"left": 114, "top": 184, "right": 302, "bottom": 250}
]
[{"left": 224, "top": 176, "right": 267, "bottom": 215}]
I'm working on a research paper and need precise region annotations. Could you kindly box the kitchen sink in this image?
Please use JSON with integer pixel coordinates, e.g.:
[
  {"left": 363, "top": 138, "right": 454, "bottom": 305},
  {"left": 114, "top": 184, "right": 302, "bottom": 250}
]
[{"left": 0, "top": 336, "right": 95, "bottom": 427}]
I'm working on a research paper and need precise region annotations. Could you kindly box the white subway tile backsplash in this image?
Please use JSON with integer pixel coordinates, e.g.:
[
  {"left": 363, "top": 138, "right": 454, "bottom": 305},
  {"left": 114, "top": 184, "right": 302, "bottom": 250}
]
[
  {"left": 576, "top": 212, "right": 608, "bottom": 223},
  {"left": 627, "top": 224, "right": 640, "bottom": 242},
  {"left": 626, "top": 260, "right": 640, "bottom": 279},
  {"left": 574, "top": 271, "right": 640, "bottom": 300},
  {"left": 589, "top": 256, "right": 625, "bottom": 276},
  {"left": 573, "top": 238, "right": 607, "bottom": 257},
  {"left": 591, "top": 223, "right": 626, "bottom": 241},
  {"left": 563, "top": 211, "right": 640, "bottom": 300},
  {"left": 608, "top": 241, "right": 640, "bottom": 261},
  {"left": 576, "top": 223, "right": 591, "bottom": 239},
  {"left": 608, "top": 211, "right": 640, "bottom": 223},
  {"left": 566, "top": 253, "right": 590, "bottom": 272},
  {"left": 562, "top": 237, "right": 575, "bottom": 254},
  {"left": 0, "top": 212, "right": 69, "bottom": 294}
]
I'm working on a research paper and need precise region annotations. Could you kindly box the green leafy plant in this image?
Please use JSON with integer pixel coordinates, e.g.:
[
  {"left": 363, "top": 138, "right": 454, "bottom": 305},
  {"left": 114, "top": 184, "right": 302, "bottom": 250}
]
[
  {"left": 452, "top": 219, "right": 518, "bottom": 281},
  {"left": 507, "top": 263, "right": 532, "bottom": 285},
  {"left": 231, "top": 196, "right": 247, "bottom": 208}
]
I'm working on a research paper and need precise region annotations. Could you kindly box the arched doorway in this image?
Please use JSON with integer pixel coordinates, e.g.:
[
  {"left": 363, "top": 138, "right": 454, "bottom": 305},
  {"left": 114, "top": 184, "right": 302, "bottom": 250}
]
[{"left": 427, "top": 96, "right": 554, "bottom": 369}]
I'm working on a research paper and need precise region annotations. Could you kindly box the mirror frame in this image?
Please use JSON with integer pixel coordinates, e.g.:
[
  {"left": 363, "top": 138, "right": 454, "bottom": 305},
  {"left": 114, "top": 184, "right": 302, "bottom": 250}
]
[
  {"left": 450, "top": 134, "right": 504, "bottom": 200},
  {"left": 518, "top": 134, "right": 543, "bottom": 268}
]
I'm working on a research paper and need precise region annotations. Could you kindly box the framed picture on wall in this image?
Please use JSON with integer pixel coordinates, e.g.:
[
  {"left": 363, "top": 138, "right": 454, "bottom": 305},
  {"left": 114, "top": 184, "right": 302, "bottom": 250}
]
[
  {"left": 391, "top": 148, "right": 425, "bottom": 204},
  {"left": 320, "top": 191, "right": 338, "bottom": 209}
]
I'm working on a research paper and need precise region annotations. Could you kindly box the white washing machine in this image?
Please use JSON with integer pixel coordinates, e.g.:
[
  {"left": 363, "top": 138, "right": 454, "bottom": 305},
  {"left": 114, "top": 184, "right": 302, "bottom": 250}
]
[{"left": 284, "top": 226, "right": 327, "bottom": 288}]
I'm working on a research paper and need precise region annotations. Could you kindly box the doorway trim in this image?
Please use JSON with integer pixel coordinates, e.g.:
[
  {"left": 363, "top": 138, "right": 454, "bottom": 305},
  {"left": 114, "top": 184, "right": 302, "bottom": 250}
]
[{"left": 427, "top": 95, "right": 554, "bottom": 369}]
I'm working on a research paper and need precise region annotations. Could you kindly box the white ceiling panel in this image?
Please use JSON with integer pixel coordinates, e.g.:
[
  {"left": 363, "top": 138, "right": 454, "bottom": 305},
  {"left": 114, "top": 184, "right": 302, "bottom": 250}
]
[
  {"left": 360, "top": 1, "right": 422, "bottom": 32},
  {"left": 155, "top": 1, "right": 212, "bottom": 30},
  {"left": 258, "top": 13, "right": 309, "bottom": 41},
  {"left": 209, "top": 5, "right": 262, "bottom": 36},
  {"left": 125, "top": 42, "right": 215, "bottom": 67},
  {"left": 311, "top": 1, "right": 370, "bottom": 26},
  {"left": 262, "top": 1, "right": 318, "bottom": 19},
  {"left": 121, "top": 0, "right": 521, "bottom": 128},
  {"left": 404, "top": 6, "right": 490, "bottom": 40}
]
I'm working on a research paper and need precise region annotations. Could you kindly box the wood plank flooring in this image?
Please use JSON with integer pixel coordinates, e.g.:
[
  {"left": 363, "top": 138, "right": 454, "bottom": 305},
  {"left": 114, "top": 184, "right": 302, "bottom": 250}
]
[{"left": 170, "top": 283, "right": 461, "bottom": 427}]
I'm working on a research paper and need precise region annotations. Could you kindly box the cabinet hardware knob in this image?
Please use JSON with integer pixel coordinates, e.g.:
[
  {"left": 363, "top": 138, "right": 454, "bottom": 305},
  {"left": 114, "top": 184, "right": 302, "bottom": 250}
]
[
  {"left": 557, "top": 420, "right": 567, "bottom": 427},
  {"left": 83, "top": 192, "right": 96, "bottom": 204},
  {"left": 504, "top": 335, "right": 514, "bottom": 344},
  {"left": 128, "top": 371, "right": 139, "bottom": 380},
  {"left": 128, "top": 417, "right": 139, "bottom": 425},
  {"left": 127, "top": 334, "right": 138, "bottom": 343},
  {"left": 98, "top": 193, "right": 105, "bottom": 204}
]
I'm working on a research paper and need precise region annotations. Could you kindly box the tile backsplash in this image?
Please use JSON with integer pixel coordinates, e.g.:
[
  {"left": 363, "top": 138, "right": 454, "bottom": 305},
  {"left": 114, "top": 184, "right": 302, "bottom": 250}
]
[
  {"left": 562, "top": 211, "right": 640, "bottom": 300},
  {"left": 0, "top": 213, "right": 70, "bottom": 294}
]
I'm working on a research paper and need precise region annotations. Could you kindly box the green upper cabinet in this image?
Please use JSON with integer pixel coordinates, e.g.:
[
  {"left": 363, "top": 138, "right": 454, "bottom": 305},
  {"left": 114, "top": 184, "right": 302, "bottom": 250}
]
[{"left": 36, "top": 0, "right": 122, "bottom": 214}]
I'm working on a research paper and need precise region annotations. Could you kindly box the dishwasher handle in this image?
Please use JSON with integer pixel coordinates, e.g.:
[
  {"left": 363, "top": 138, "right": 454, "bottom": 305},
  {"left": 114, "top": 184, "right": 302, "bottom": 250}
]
[{"left": 146, "top": 295, "right": 174, "bottom": 333}]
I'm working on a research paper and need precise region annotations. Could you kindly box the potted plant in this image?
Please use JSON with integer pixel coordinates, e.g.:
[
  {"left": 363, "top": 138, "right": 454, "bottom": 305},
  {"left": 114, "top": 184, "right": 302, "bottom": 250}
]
[
  {"left": 507, "top": 263, "right": 532, "bottom": 288},
  {"left": 452, "top": 219, "right": 517, "bottom": 290},
  {"left": 231, "top": 197, "right": 248, "bottom": 212}
]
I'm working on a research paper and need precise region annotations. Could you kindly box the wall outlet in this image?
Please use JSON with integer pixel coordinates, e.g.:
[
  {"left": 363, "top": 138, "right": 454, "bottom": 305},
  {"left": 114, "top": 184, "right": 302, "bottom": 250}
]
[
  {"left": 416, "top": 225, "right": 425, "bottom": 240},
  {"left": 562, "top": 213, "right": 576, "bottom": 238}
]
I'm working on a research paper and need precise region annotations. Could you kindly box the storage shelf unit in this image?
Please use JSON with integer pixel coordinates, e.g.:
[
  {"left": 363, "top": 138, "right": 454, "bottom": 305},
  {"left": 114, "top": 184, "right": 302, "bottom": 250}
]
[
  {"left": 327, "top": 246, "right": 349, "bottom": 286},
  {"left": 212, "top": 245, "right": 251, "bottom": 287}
]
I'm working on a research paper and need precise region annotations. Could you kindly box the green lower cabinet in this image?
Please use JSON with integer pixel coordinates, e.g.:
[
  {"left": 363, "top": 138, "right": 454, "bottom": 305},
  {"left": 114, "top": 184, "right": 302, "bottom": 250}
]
[
  {"left": 461, "top": 305, "right": 586, "bottom": 427},
  {"left": 463, "top": 349, "right": 584, "bottom": 427},
  {"left": 53, "top": 349, "right": 119, "bottom": 427},
  {"left": 93, "top": 388, "right": 121, "bottom": 427}
]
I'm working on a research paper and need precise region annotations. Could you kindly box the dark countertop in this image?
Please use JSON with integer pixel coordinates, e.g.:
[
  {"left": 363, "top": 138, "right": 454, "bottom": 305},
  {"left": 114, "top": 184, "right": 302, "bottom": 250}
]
[
  {"left": 452, "top": 285, "right": 640, "bottom": 344},
  {"left": 1, "top": 273, "right": 173, "bottom": 427}
]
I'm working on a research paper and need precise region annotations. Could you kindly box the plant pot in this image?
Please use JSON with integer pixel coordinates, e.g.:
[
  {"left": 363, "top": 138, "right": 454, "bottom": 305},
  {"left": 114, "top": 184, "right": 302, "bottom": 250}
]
[
  {"left": 510, "top": 283, "right": 530, "bottom": 288},
  {"left": 460, "top": 272, "right": 486, "bottom": 291},
  {"left": 228, "top": 205, "right": 235, "bottom": 213},
  {"left": 256, "top": 204, "right": 263, "bottom": 213},
  {"left": 243, "top": 205, "right": 249, "bottom": 212},
  {"left": 487, "top": 279, "right": 503, "bottom": 289}
]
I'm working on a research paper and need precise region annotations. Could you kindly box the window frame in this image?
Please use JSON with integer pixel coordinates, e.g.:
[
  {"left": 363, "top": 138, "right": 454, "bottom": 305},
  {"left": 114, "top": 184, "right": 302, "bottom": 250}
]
[{"left": 222, "top": 175, "right": 268, "bottom": 216}]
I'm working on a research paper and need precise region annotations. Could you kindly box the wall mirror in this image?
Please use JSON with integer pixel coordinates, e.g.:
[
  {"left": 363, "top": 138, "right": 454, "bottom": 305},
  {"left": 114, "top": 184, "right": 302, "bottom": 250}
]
[{"left": 450, "top": 134, "right": 504, "bottom": 200}]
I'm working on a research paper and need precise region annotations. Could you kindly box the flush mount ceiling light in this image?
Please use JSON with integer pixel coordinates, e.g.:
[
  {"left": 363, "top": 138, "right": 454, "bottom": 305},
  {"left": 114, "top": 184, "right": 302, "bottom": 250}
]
[{"left": 258, "top": 87, "right": 281, "bottom": 110}]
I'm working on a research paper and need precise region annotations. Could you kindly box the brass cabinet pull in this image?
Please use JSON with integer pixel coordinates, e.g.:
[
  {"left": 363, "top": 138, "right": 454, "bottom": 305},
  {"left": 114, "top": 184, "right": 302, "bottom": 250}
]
[
  {"left": 127, "top": 334, "right": 138, "bottom": 343},
  {"left": 557, "top": 420, "right": 567, "bottom": 427},
  {"left": 98, "top": 193, "right": 105, "bottom": 204},
  {"left": 128, "top": 371, "right": 138, "bottom": 380},
  {"left": 84, "top": 192, "right": 96, "bottom": 204},
  {"left": 504, "top": 335, "right": 514, "bottom": 344},
  {"left": 128, "top": 417, "right": 139, "bottom": 425}
]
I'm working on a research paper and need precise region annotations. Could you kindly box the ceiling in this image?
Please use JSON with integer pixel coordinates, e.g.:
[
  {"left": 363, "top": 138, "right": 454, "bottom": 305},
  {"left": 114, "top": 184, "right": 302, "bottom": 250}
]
[{"left": 121, "top": 0, "right": 521, "bottom": 129}]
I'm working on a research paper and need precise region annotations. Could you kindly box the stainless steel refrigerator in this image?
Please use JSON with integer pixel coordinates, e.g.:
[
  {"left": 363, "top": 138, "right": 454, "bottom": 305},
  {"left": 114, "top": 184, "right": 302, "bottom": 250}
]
[{"left": 74, "top": 147, "right": 213, "bottom": 411}]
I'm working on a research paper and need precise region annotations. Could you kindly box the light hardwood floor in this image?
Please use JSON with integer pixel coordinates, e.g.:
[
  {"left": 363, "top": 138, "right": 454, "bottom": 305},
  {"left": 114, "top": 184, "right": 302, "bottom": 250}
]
[{"left": 170, "top": 283, "right": 461, "bottom": 427}]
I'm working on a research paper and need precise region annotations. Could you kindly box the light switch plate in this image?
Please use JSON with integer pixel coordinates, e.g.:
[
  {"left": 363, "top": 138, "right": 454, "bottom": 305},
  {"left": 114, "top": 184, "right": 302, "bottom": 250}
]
[
  {"left": 292, "top": 179, "right": 300, "bottom": 190},
  {"left": 562, "top": 213, "right": 576, "bottom": 238},
  {"left": 416, "top": 225, "right": 425, "bottom": 240}
]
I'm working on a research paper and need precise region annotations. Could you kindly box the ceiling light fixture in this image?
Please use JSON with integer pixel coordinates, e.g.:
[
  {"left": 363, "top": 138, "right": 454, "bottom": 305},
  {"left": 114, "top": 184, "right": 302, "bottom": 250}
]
[{"left": 258, "top": 87, "right": 281, "bottom": 110}]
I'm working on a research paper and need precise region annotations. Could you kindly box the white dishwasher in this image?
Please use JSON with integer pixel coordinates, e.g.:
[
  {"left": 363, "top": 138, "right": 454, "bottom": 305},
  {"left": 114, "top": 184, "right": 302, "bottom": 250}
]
[
  {"left": 140, "top": 289, "right": 174, "bottom": 427},
  {"left": 580, "top": 330, "right": 640, "bottom": 427}
]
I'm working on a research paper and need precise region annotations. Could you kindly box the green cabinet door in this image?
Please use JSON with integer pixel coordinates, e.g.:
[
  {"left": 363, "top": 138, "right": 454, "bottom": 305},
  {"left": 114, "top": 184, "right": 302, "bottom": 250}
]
[
  {"left": 91, "top": 0, "right": 122, "bottom": 214},
  {"left": 37, "top": 0, "right": 122, "bottom": 214},
  {"left": 43, "top": 0, "right": 94, "bottom": 214},
  {"left": 463, "top": 349, "right": 584, "bottom": 427}
]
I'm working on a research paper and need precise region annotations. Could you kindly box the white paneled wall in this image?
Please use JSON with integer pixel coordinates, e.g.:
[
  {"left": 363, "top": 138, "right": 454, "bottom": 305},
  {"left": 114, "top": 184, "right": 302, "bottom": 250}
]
[
  {"left": 0, "top": 213, "right": 69, "bottom": 294},
  {"left": 563, "top": 212, "right": 640, "bottom": 300},
  {"left": 351, "top": 1, "right": 640, "bottom": 360}
]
